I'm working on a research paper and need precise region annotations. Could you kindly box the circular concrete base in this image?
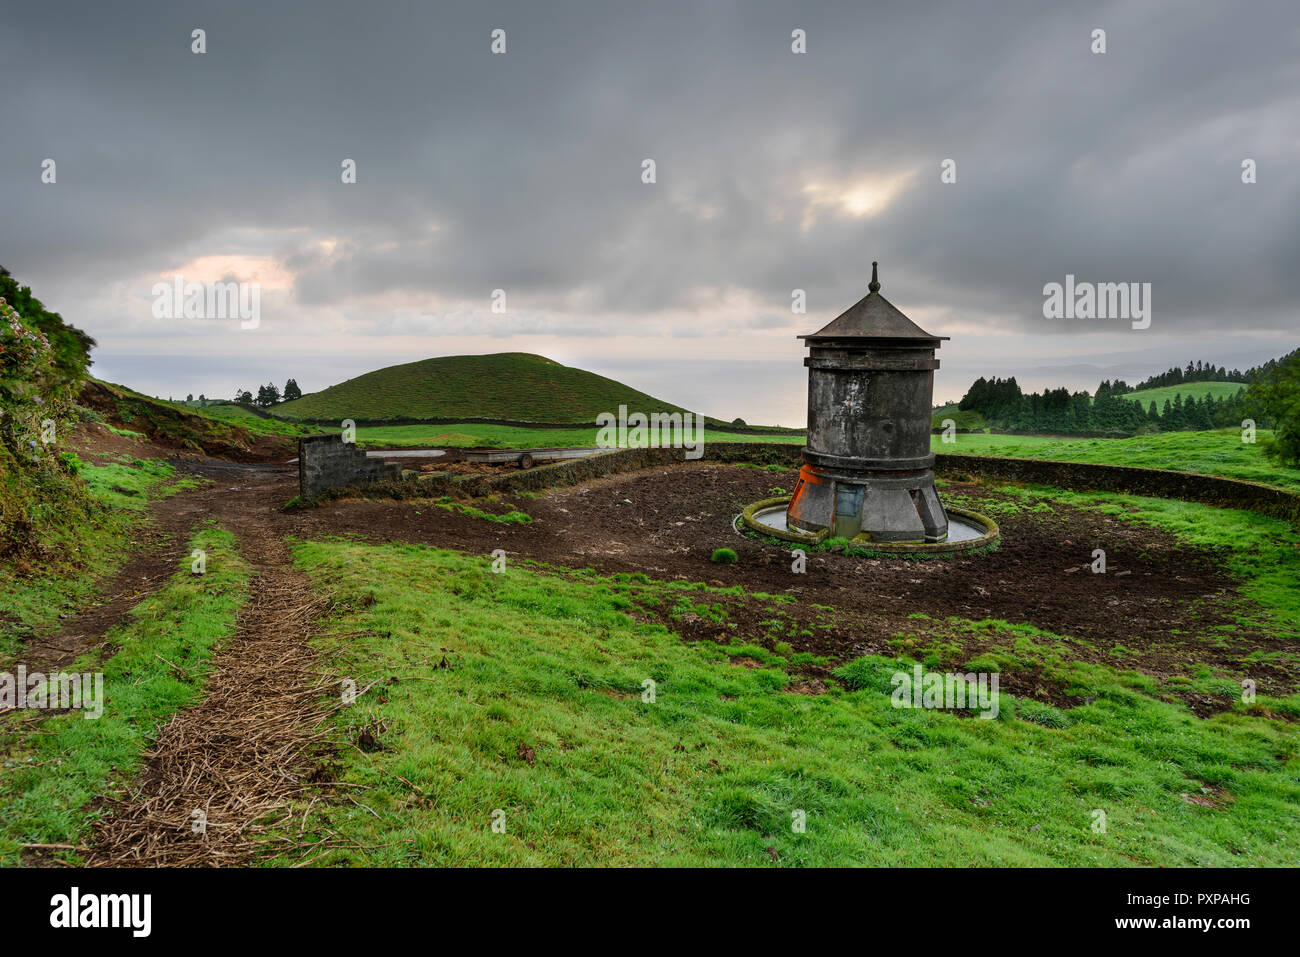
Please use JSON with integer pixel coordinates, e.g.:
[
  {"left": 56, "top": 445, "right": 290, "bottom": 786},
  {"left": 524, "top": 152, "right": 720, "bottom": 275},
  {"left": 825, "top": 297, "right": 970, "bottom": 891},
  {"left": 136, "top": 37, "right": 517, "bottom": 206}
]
[{"left": 738, "top": 496, "right": 1000, "bottom": 554}]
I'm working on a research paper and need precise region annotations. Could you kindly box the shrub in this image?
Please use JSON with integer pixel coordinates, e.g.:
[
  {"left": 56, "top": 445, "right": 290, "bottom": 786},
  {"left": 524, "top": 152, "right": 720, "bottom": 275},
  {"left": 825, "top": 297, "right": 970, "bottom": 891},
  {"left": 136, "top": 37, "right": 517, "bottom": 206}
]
[
  {"left": 1251, "top": 352, "right": 1300, "bottom": 467},
  {"left": 832, "top": 655, "right": 906, "bottom": 694},
  {"left": 0, "top": 272, "right": 97, "bottom": 557},
  {"left": 1017, "top": 698, "right": 1073, "bottom": 729},
  {"left": 710, "top": 547, "right": 738, "bottom": 564}
]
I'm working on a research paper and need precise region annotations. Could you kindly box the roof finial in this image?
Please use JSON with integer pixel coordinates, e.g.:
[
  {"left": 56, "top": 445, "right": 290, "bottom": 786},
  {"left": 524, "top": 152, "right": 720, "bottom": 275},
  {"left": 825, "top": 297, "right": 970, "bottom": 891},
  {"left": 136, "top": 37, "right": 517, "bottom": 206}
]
[{"left": 868, "top": 261, "right": 880, "bottom": 293}]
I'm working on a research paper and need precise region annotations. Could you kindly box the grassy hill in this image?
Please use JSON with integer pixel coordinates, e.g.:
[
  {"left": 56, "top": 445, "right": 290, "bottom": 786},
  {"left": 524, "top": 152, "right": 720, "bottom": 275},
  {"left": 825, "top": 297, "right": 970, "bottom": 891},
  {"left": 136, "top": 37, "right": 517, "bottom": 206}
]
[
  {"left": 274, "top": 353, "right": 692, "bottom": 423},
  {"left": 1118, "top": 381, "right": 1245, "bottom": 409},
  {"left": 931, "top": 404, "right": 986, "bottom": 430}
]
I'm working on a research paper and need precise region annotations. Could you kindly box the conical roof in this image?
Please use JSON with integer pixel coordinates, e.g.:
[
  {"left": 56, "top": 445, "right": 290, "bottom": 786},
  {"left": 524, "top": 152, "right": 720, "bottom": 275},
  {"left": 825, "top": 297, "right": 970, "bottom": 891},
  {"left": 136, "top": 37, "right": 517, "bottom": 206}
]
[{"left": 800, "top": 262, "right": 947, "bottom": 344}]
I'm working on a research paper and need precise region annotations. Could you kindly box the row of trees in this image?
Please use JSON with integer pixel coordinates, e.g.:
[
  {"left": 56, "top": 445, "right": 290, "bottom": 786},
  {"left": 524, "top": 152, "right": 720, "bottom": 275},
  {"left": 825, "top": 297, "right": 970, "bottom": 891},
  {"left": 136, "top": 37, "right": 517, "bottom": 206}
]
[
  {"left": 233, "top": 379, "right": 302, "bottom": 408},
  {"left": 1129, "top": 360, "right": 1251, "bottom": 392},
  {"left": 957, "top": 375, "right": 1273, "bottom": 437}
]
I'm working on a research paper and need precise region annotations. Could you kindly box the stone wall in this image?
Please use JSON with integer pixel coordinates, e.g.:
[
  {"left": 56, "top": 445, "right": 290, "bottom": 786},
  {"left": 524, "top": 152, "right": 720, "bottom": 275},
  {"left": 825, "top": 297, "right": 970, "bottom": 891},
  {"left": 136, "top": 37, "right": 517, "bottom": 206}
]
[
  {"left": 934, "top": 453, "right": 1300, "bottom": 526},
  {"left": 309, "top": 437, "right": 1300, "bottom": 529},
  {"left": 457, "top": 442, "right": 802, "bottom": 496},
  {"left": 298, "top": 434, "right": 401, "bottom": 499},
  {"left": 273, "top": 412, "right": 804, "bottom": 437},
  {"left": 461, "top": 443, "right": 1299, "bottom": 526}
]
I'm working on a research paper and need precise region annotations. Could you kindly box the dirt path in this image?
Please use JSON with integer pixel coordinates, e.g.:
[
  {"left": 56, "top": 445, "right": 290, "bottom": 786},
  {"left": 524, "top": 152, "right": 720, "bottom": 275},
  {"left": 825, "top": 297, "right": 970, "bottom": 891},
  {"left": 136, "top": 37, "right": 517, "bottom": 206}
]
[
  {"left": 22, "top": 436, "right": 293, "bottom": 672},
  {"left": 85, "top": 546, "right": 331, "bottom": 866},
  {"left": 14, "top": 440, "right": 337, "bottom": 867},
  {"left": 83, "top": 462, "right": 338, "bottom": 866}
]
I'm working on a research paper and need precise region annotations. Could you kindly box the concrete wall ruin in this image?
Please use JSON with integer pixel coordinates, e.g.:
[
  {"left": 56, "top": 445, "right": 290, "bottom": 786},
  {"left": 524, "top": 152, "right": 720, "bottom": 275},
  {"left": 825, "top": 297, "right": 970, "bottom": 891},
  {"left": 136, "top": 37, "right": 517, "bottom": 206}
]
[{"left": 298, "top": 434, "right": 400, "bottom": 499}]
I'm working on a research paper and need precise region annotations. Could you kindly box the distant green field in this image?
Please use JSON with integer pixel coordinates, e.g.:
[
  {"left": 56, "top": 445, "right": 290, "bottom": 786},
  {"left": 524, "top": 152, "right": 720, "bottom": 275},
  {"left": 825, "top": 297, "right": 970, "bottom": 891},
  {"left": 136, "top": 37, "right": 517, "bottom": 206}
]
[
  {"left": 1118, "top": 381, "right": 1245, "bottom": 409},
  {"left": 939, "top": 429, "right": 1299, "bottom": 492},
  {"left": 275, "top": 353, "right": 694, "bottom": 422}
]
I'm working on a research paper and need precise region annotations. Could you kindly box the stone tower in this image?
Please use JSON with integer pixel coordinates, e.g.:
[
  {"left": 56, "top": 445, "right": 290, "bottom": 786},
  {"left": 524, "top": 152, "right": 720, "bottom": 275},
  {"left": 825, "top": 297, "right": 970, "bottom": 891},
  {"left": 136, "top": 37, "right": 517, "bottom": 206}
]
[{"left": 786, "top": 262, "right": 949, "bottom": 543}]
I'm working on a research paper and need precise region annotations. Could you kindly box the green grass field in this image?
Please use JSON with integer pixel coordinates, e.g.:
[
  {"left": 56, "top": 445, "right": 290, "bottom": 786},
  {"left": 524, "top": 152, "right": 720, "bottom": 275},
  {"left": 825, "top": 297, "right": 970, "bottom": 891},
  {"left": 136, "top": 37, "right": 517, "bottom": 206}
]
[
  {"left": 1118, "top": 382, "right": 1246, "bottom": 408},
  {"left": 275, "top": 352, "right": 693, "bottom": 422},
  {"left": 939, "top": 429, "right": 1300, "bottom": 492},
  {"left": 252, "top": 487, "right": 1300, "bottom": 866}
]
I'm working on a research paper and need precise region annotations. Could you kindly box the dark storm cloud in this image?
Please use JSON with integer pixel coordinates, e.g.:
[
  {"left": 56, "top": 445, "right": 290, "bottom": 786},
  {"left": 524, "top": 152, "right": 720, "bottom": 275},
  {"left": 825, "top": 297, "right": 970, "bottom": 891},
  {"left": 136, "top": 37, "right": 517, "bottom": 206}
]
[{"left": 1, "top": 0, "right": 1296, "bottom": 366}]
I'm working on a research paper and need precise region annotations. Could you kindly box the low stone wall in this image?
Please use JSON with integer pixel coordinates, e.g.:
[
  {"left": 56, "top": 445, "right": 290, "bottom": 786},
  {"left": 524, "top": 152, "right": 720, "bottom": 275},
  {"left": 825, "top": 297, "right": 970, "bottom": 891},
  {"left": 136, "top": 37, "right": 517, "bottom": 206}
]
[
  {"left": 456, "top": 443, "right": 802, "bottom": 496},
  {"left": 467, "top": 444, "right": 1300, "bottom": 527},
  {"left": 270, "top": 410, "right": 804, "bottom": 436},
  {"left": 299, "top": 434, "right": 401, "bottom": 499},
  {"left": 935, "top": 453, "right": 1300, "bottom": 526},
  {"left": 309, "top": 438, "right": 1300, "bottom": 528}
]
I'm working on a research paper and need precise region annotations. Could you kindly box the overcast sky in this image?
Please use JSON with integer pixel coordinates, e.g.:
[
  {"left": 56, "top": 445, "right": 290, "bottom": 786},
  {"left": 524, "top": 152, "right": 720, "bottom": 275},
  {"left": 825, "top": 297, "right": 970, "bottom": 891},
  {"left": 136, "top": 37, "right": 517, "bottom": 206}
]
[{"left": 3, "top": 0, "right": 1297, "bottom": 425}]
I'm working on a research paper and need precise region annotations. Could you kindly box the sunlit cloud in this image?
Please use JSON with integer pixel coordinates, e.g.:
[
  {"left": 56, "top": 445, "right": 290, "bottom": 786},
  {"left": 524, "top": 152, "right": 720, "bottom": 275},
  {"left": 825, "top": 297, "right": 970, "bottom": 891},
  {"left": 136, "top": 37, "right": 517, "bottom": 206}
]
[
  {"left": 163, "top": 254, "right": 294, "bottom": 290},
  {"left": 800, "top": 169, "right": 917, "bottom": 230}
]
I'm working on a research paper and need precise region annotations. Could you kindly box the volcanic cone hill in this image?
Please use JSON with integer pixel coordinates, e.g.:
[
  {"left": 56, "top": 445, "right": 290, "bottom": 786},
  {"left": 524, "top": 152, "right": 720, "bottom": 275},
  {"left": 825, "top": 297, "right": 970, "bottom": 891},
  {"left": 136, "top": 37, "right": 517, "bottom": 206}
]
[{"left": 273, "top": 352, "right": 693, "bottom": 423}]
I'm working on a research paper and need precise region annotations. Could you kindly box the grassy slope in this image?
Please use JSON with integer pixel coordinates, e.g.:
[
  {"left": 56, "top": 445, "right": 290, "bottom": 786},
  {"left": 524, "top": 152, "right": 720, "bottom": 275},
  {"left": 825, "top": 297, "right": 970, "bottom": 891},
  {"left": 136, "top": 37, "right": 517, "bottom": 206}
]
[
  {"left": 1118, "top": 381, "right": 1246, "bottom": 408},
  {"left": 275, "top": 353, "right": 693, "bottom": 422},
  {"left": 0, "top": 457, "right": 204, "bottom": 659},
  {"left": 931, "top": 404, "right": 987, "bottom": 430},
  {"left": 0, "top": 524, "right": 249, "bottom": 864},
  {"left": 939, "top": 429, "right": 1300, "bottom": 493},
  {"left": 174, "top": 401, "right": 314, "bottom": 438},
  {"left": 267, "top": 501, "right": 1299, "bottom": 866},
  {"left": 84, "top": 379, "right": 276, "bottom": 456}
]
